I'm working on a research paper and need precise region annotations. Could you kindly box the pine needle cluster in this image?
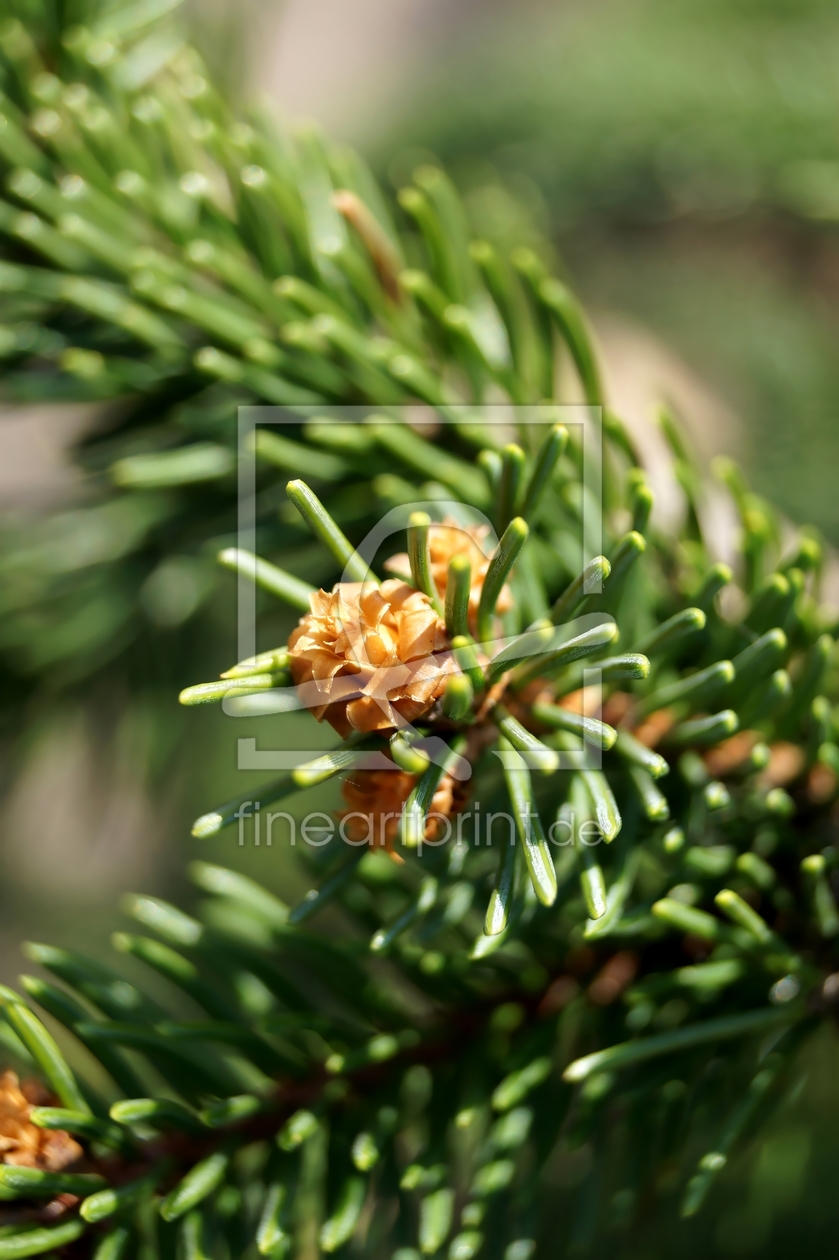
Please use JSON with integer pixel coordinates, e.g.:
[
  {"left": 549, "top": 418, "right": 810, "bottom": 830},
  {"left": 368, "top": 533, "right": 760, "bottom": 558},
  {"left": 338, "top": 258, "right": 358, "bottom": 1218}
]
[{"left": 0, "top": 4, "right": 838, "bottom": 1259}]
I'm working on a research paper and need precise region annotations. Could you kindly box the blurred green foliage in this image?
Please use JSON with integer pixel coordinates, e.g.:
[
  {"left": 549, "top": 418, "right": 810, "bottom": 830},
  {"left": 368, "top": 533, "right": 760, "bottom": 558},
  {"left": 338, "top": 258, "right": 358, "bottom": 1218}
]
[
  {"left": 383, "top": 0, "right": 839, "bottom": 226},
  {"left": 375, "top": 0, "right": 839, "bottom": 540}
]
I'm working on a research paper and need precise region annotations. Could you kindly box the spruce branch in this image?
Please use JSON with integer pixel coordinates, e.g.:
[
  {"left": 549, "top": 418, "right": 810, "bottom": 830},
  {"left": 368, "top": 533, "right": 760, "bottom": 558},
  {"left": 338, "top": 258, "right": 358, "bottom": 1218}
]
[{"left": 0, "top": 3, "right": 838, "bottom": 1258}]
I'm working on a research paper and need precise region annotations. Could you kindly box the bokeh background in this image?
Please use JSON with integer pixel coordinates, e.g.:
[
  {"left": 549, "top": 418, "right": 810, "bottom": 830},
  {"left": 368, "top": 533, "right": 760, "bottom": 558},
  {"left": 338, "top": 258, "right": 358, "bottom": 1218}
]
[{"left": 2, "top": 0, "right": 839, "bottom": 1252}]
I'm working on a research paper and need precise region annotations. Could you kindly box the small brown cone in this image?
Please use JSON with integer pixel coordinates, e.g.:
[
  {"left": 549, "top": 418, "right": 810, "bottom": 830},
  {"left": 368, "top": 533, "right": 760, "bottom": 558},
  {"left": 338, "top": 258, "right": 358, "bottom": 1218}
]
[{"left": 0, "top": 1071, "right": 82, "bottom": 1171}]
